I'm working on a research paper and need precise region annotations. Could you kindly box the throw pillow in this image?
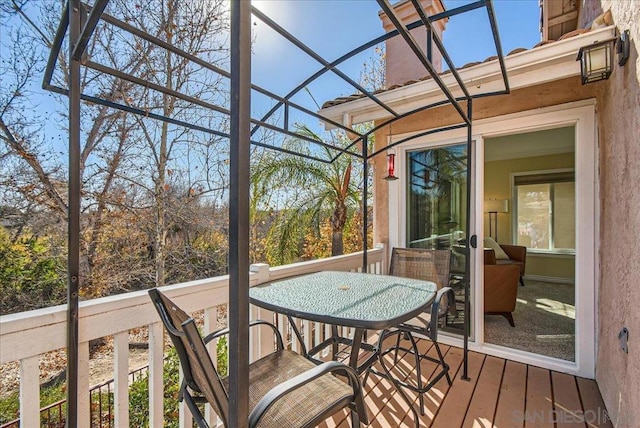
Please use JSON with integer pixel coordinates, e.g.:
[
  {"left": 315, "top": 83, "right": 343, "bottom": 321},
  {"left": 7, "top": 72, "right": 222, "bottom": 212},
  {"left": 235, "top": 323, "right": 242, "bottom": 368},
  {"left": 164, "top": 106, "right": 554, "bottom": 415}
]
[{"left": 483, "top": 237, "right": 510, "bottom": 260}]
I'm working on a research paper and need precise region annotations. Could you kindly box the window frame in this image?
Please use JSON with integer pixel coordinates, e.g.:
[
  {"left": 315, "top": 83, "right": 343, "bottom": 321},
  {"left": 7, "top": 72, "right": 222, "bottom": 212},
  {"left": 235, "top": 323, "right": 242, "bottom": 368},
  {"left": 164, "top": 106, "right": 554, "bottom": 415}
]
[{"left": 511, "top": 167, "right": 576, "bottom": 255}]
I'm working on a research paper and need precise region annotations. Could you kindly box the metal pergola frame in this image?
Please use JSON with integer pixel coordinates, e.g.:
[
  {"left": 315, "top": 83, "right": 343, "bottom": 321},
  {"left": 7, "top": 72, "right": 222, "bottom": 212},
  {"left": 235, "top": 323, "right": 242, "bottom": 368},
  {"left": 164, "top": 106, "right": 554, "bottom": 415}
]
[{"left": 46, "top": 1, "right": 510, "bottom": 426}]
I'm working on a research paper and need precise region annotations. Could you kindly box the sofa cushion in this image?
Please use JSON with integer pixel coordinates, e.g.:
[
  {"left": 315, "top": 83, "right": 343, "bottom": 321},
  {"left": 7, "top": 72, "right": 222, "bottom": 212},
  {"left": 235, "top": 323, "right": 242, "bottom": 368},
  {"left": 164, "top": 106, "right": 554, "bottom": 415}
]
[{"left": 483, "top": 237, "right": 509, "bottom": 260}]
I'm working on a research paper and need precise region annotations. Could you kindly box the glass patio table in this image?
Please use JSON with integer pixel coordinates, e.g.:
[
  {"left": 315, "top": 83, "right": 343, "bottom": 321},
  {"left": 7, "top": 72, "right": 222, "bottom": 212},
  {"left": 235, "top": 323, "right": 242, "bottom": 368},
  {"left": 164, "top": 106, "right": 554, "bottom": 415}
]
[{"left": 249, "top": 270, "right": 437, "bottom": 372}]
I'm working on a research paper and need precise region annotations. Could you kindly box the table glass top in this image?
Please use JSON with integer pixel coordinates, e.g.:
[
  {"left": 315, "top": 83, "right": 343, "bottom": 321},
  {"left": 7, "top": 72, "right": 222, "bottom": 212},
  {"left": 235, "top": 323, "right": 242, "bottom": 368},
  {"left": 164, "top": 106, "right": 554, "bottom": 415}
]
[{"left": 249, "top": 271, "right": 437, "bottom": 329}]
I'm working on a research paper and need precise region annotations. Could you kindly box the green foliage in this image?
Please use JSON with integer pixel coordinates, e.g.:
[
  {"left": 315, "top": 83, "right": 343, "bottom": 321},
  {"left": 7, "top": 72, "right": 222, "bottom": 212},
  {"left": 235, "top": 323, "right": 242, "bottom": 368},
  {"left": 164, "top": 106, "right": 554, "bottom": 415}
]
[
  {"left": 250, "top": 125, "right": 368, "bottom": 264},
  {"left": 0, "top": 227, "right": 66, "bottom": 314},
  {"left": 0, "top": 380, "right": 66, "bottom": 425},
  {"left": 216, "top": 336, "right": 228, "bottom": 377},
  {"left": 128, "top": 348, "right": 181, "bottom": 428},
  {"left": 0, "top": 391, "right": 18, "bottom": 425}
]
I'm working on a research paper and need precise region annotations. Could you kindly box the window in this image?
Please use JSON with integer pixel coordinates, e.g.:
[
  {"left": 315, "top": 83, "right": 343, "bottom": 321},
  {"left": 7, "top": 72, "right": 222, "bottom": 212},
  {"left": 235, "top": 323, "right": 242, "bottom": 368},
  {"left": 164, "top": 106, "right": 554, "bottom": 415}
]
[{"left": 513, "top": 170, "right": 575, "bottom": 252}]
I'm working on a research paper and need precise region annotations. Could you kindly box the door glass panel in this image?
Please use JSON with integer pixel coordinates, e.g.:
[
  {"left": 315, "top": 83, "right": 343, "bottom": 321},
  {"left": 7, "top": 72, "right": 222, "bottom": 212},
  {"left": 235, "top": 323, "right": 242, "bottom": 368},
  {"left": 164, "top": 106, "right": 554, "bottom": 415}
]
[
  {"left": 406, "top": 144, "right": 468, "bottom": 335},
  {"left": 485, "top": 127, "right": 575, "bottom": 361}
]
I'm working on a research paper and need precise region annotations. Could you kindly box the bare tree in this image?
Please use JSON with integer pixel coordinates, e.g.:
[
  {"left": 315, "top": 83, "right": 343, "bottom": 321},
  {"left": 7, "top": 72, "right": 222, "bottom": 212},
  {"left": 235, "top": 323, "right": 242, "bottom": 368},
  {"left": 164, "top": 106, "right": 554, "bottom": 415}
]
[{"left": 116, "top": 0, "right": 230, "bottom": 287}]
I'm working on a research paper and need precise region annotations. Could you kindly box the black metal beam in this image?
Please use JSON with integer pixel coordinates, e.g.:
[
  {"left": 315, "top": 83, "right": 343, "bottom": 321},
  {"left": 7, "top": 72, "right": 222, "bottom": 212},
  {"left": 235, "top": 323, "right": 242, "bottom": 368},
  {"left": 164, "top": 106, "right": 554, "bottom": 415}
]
[
  {"left": 362, "top": 135, "right": 369, "bottom": 272},
  {"left": 462, "top": 98, "right": 473, "bottom": 381},
  {"left": 368, "top": 123, "right": 468, "bottom": 159},
  {"left": 101, "top": 10, "right": 362, "bottom": 137},
  {"left": 44, "top": 82, "right": 338, "bottom": 164},
  {"left": 253, "top": 0, "right": 486, "bottom": 138},
  {"left": 84, "top": 60, "right": 231, "bottom": 116},
  {"left": 377, "top": 0, "right": 470, "bottom": 126},
  {"left": 251, "top": 6, "right": 399, "bottom": 118},
  {"left": 228, "top": 0, "right": 251, "bottom": 426},
  {"left": 104, "top": 13, "right": 356, "bottom": 134},
  {"left": 42, "top": 1, "right": 68, "bottom": 90},
  {"left": 71, "top": 0, "right": 108, "bottom": 60},
  {"left": 409, "top": 0, "right": 471, "bottom": 99},
  {"left": 79, "top": 59, "right": 354, "bottom": 156},
  {"left": 41, "top": 6, "right": 364, "bottom": 141},
  {"left": 433, "top": 0, "right": 486, "bottom": 21},
  {"left": 66, "top": 0, "right": 81, "bottom": 426},
  {"left": 485, "top": 0, "right": 510, "bottom": 93}
]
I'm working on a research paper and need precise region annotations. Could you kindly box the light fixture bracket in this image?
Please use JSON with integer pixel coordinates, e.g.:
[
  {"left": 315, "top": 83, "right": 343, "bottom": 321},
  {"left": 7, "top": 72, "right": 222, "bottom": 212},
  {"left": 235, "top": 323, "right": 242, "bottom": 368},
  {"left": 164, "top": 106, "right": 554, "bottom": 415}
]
[{"left": 617, "top": 30, "right": 630, "bottom": 66}]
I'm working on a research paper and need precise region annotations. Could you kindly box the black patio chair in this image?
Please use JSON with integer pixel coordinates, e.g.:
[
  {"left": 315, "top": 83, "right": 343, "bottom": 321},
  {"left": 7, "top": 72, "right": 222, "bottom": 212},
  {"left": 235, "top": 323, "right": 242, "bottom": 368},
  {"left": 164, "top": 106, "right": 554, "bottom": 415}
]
[
  {"left": 149, "top": 288, "right": 368, "bottom": 428},
  {"left": 383, "top": 248, "right": 457, "bottom": 415}
]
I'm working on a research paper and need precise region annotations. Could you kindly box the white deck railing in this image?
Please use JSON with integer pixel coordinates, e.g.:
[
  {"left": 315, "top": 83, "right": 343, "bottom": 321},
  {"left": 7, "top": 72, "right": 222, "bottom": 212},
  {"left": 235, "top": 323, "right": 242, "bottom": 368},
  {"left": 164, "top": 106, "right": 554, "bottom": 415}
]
[{"left": 0, "top": 244, "right": 385, "bottom": 428}]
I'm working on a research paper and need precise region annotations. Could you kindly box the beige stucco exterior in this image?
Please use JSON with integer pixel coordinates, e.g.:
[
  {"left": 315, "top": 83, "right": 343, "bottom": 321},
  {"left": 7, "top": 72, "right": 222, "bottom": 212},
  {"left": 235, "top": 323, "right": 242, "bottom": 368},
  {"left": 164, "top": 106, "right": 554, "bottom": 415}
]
[
  {"left": 380, "top": 0, "right": 447, "bottom": 87},
  {"left": 370, "top": 1, "right": 640, "bottom": 424},
  {"left": 581, "top": 2, "right": 640, "bottom": 426}
]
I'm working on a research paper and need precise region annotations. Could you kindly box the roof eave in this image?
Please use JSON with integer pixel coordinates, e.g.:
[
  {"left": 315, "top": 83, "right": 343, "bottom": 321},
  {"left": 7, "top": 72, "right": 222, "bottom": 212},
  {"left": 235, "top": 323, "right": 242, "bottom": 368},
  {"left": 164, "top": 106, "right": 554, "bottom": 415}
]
[{"left": 318, "top": 26, "right": 616, "bottom": 129}]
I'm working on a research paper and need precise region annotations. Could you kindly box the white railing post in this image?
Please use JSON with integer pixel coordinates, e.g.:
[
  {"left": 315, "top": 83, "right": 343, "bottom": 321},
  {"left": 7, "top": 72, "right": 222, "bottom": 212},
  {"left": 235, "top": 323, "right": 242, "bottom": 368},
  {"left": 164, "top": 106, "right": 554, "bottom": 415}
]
[
  {"left": 375, "top": 243, "right": 387, "bottom": 274},
  {"left": 113, "top": 331, "right": 129, "bottom": 428},
  {"left": 78, "top": 342, "right": 90, "bottom": 428},
  {"left": 19, "top": 356, "right": 39, "bottom": 428},
  {"left": 178, "top": 365, "right": 193, "bottom": 428},
  {"left": 250, "top": 263, "right": 270, "bottom": 285},
  {"left": 148, "top": 322, "right": 164, "bottom": 428}
]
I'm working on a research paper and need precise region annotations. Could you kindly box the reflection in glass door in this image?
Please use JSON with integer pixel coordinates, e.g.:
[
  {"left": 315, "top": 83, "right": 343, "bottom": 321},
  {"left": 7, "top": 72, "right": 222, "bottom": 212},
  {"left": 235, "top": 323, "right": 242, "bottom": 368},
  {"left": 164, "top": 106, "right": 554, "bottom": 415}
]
[{"left": 406, "top": 143, "right": 468, "bottom": 335}]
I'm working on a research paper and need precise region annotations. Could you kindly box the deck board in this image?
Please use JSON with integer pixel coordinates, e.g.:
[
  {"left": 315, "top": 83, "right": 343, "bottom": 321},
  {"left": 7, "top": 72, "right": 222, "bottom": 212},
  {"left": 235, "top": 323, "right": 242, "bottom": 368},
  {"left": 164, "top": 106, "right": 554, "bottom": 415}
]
[
  {"left": 493, "top": 360, "right": 527, "bottom": 428},
  {"left": 315, "top": 342, "right": 609, "bottom": 428},
  {"left": 524, "top": 365, "right": 554, "bottom": 428},
  {"left": 552, "top": 371, "right": 585, "bottom": 428},
  {"left": 429, "top": 351, "right": 485, "bottom": 428},
  {"left": 461, "top": 355, "right": 505, "bottom": 427},
  {"left": 576, "top": 377, "right": 613, "bottom": 428},
  {"left": 407, "top": 345, "right": 465, "bottom": 426}
]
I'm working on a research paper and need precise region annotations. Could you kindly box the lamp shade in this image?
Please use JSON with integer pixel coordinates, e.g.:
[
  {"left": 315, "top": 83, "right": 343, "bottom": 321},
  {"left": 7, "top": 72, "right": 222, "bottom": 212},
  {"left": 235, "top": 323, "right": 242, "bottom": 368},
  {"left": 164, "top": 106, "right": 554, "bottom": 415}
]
[{"left": 484, "top": 199, "right": 508, "bottom": 213}]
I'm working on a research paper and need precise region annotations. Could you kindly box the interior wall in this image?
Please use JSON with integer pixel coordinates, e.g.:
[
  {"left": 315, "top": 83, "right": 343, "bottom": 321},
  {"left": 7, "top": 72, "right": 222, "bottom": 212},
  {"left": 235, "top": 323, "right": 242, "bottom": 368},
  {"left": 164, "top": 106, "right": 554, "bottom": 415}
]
[{"left": 484, "top": 131, "right": 575, "bottom": 280}]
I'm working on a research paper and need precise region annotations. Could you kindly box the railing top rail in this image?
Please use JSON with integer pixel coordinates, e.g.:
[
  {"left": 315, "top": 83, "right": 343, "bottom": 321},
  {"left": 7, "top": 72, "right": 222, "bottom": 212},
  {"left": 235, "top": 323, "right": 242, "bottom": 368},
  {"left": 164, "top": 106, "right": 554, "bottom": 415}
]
[{"left": 0, "top": 247, "right": 385, "bottom": 363}]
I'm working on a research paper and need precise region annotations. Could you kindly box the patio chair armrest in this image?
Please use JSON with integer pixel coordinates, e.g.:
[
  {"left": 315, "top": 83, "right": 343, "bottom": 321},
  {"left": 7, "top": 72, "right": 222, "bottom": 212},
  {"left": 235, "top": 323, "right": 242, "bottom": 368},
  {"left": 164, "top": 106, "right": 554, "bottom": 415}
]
[
  {"left": 429, "top": 287, "right": 456, "bottom": 341},
  {"left": 203, "top": 319, "right": 284, "bottom": 350},
  {"left": 248, "top": 360, "right": 367, "bottom": 428}
]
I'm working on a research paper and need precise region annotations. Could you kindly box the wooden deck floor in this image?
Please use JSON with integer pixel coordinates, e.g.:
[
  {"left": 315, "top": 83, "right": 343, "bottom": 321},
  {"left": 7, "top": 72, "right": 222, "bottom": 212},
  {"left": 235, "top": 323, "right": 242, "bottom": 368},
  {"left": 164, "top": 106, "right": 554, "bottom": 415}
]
[{"left": 317, "top": 340, "right": 612, "bottom": 428}]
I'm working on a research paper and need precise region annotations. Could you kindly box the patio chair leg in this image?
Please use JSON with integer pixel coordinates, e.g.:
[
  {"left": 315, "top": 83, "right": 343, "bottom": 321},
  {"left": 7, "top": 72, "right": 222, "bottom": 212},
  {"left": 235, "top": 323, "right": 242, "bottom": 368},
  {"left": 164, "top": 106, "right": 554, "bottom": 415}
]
[
  {"left": 434, "top": 341, "right": 451, "bottom": 385},
  {"left": 406, "top": 332, "right": 426, "bottom": 416},
  {"left": 377, "top": 340, "right": 421, "bottom": 428},
  {"left": 350, "top": 408, "right": 360, "bottom": 426},
  {"left": 362, "top": 368, "right": 371, "bottom": 386}
]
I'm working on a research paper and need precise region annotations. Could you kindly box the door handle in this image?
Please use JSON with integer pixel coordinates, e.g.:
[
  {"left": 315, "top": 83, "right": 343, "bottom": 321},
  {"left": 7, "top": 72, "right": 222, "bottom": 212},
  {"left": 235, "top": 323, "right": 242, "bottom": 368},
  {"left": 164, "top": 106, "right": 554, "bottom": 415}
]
[{"left": 470, "top": 235, "right": 478, "bottom": 248}]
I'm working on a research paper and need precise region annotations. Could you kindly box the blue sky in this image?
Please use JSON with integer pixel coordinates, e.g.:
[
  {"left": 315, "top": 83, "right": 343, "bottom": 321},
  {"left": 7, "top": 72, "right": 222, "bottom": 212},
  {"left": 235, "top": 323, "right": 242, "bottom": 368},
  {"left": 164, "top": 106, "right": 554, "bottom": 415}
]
[
  {"left": 250, "top": 0, "right": 542, "bottom": 134},
  {"left": 3, "top": 0, "right": 542, "bottom": 153}
]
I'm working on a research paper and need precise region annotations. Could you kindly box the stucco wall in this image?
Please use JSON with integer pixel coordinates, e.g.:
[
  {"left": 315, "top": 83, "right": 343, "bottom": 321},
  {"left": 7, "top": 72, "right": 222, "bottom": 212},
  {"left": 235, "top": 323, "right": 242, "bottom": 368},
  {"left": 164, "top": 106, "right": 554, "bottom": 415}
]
[
  {"left": 380, "top": 0, "right": 447, "bottom": 87},
  {"left": 590, "top": 2, "right": 640, "bottom": 426}
]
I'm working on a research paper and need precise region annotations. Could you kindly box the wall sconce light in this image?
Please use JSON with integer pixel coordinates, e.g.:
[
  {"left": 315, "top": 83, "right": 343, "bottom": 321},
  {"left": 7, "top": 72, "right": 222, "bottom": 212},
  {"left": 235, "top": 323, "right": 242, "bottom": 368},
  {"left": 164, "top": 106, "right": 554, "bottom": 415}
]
[
  {"left": 384, "top": 152, "right": 399, "bottom": 181},
  {"left": 577, "top": 30, "right": 631, "bottom": 85}
]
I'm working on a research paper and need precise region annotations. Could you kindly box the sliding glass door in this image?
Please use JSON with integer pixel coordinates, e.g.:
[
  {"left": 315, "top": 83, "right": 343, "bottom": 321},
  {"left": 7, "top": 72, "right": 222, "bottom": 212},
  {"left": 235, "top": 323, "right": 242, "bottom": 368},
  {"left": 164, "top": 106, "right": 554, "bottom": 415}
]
[{"left": 406, "top": 143, "right": 469, "bottom": 335}]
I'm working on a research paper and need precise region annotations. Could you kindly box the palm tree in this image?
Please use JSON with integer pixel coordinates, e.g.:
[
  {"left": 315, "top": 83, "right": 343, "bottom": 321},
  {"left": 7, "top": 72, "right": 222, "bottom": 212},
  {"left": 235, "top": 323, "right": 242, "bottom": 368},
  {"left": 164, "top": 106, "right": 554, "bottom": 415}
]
[{"left": 251, "top": 125, "right": 362, "bottom": 264}]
